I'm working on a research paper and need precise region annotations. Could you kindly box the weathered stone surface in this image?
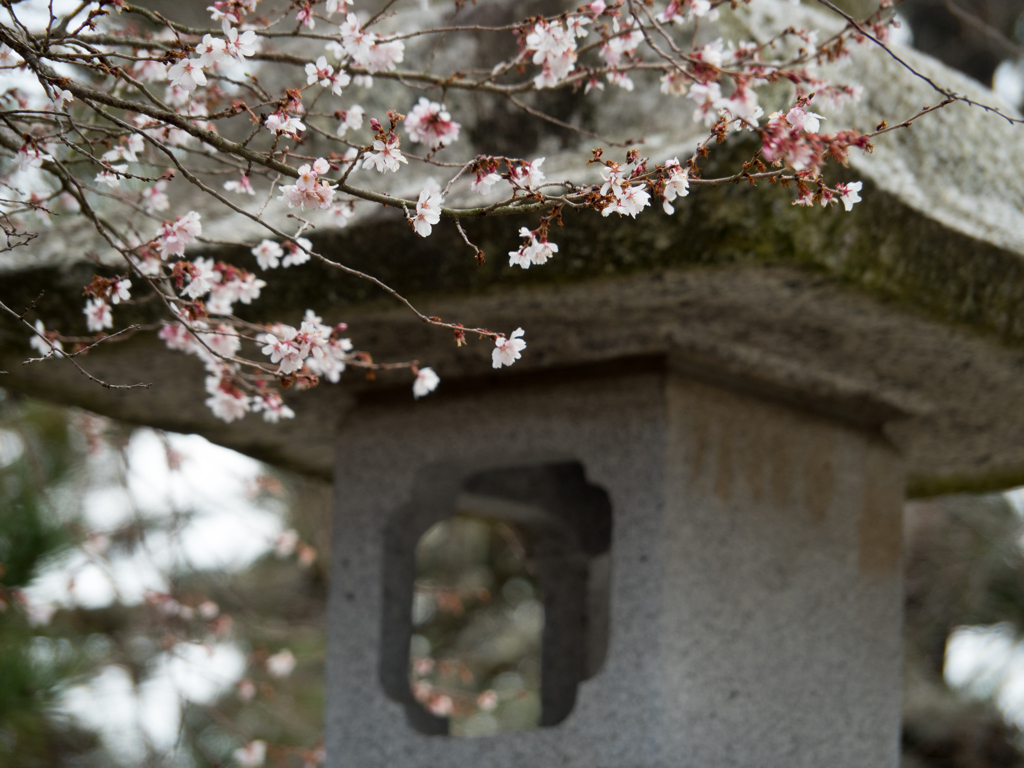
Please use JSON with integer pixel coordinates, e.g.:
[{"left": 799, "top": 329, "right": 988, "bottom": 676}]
[
  {"left": 2, "top": 0, "right": 1024, "bottom": 495},
  {"left": 326, "top": 373, "right": 904, "bottom": 768}
]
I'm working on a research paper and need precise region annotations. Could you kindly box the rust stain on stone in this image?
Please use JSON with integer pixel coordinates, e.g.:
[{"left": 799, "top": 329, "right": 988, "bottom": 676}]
[
  {"left": 859, "top": 444, "right": 902, "bottom": 575},
  {"left": 768, "top": 427, "right": 792, "bottom": 511},
  {"left": 713, "top": 411, "right": 734, "bottom": 503},
  {"left": 802, "top": 429, "right": 836, "bottom": 525},
  {"left": 689, "top": 402, "right": 711, "bottom": 484},
  {"left": 737, "top": 409, "right": 766, "bottom": 503}
]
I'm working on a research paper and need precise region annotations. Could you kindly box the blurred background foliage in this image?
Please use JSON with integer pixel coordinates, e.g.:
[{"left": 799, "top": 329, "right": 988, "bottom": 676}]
[
  {"left": 0, "top": 388, "right": 334, "bottom": 767},
  {"left": 409, "top": 516, "right": 544, "bottom": 736}
]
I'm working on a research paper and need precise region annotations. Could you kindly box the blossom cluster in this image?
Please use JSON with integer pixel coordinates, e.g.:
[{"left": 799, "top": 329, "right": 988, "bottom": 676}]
[
  {"left": 2, "top": 0, "right": 915, "bottom": 429},
  {"left": 278, "top": 158, "right": 337, "bottom": 211}
]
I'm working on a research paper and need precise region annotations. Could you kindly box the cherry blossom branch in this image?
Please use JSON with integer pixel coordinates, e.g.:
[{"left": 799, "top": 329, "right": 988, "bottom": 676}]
[
  {"left": 0, "top": 298, "right": 152, "bottom": 389},
  {"left": 814, "top": 0, "right": 1024, "bottom": 125}
]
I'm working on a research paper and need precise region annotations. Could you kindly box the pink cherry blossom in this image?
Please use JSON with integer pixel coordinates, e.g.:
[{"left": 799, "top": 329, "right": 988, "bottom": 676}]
[
  {"left": 158, "top": 323, "right": 196, "bottom": 352},
  {"left": 339, "top": 13, "right": 405, "bottom": 72},
  {"left": 687, "top": 82, "right": 722, "bottom": 126},
  {"left": 600, "top": 163, "right": 651, "bottom": 218},
  {"left": 296, "top": 4, "right": 315, "bottom": 29},
  {"left": 329, "top": 201, "right": 356, "bottom": 227},
  {"left": 718, "top": 85, "right": 764, "bottom": 131},
  {"left": 95, "top": 164, "right": 128, "bottom": 187},
  {"left": 15, "top": 145, "right": 52, "bottom": 173},
  {"left": 204, "top": 375, "right": 251, "bottom": 422},
  {"left": 405, "top": 98, "right": 461, "bottom": 148},
  {"left": 206, "top": 324, "right": 241, "bottom": 357},
  {"left": 224, "top": 175, "right": 254, "bottom": 195},
  {"left": 52, "top": 89, "right": 73, "bottom": 110},
  {"left": 253, "top": 392, "right": 296, "bottom": 422},
  {"left": 261, "top": 326, "right": 304, "bottom": 373},
  {"left": 526, "top": 20, "right": 577, "bottom": 88},
  {"left": 132, "top": 52, "right": 168, "bottom": 82},
  {"left": 275, "top": 529, "right": 299, "bottom": 557},
  {"left": 786, "top": 105, "right": 825, "bottom": 134},
  {"left": 156, "top": 211, "right": 202, "bottom": 258},
  {"left": 326, "top": 0, "right": 352, "bottom": 14}
]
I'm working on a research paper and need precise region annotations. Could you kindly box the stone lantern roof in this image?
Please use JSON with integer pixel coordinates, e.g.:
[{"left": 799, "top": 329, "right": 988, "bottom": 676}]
[{"left": 2, "top": 0, "right": 1024, "bottom": 498}]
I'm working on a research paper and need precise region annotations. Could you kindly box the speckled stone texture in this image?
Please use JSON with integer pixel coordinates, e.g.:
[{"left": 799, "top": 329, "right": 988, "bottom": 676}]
[{"left": 326, "top": 371, "right": 904, "bottom": 768}]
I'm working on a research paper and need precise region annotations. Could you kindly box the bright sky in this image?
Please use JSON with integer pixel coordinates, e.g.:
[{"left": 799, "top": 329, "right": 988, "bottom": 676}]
[
  {"left": 23, "top": 427, "right": 284, "bottom": 762},
  {"left": 942, "top": 487, "right": 1024, "bottom": 729}
]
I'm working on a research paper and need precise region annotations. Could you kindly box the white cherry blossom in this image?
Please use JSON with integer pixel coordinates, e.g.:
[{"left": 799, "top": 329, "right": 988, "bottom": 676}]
[
  {"left": 306, "top": 56, "right": 334, "bottom": 86},
  {"left": 233, "top": 740, "right": 267, "bottom": 767},
  {"left": 282, "top": 238, "right": 313, "bottom": 267},
  {"left": 84, "top": 298, "right": 113, "bottom": 332},
  {"left": 337, "top": 105, "right": 365, "bottom": 136},
  {"left": 411, "top": 189, "right": 443, "bottom": 237},
  {"left": 509, "top": 228, "right": 558, "bottom": 268},
  {"left": 167, "top": 58, "right": 207, "bottom": 91},
  {"left": 225, "top": 26, "right": 258, "bottom": 59},
  {"left": 509, "top": 158, "right": 545, "bottom": 191},
  {"left": 266, "top": 649, "right": 296, "bottom": 678},
  {"left": 252, "top": 240, "right": 283, "bottom": 269},
  {"left": 30, "top": 320, "right": 63, "bottom": 357},
  {"left": 413, "top": 367, "right": 440, "bottom": 398},
  {"left": 265, "top": 112, "right": 305, "bottom": 136},
  {"left": 195, "top": 34, "right": 227, "bottom": 67},
  {"left": 182, "top": 257, "right": 217, "bottom": 299},
  {"left": 362, "top": 134, "right": 408, "bottom": 173},
  {"left": 110, "top": 279, "right": 132, "bottom": 304},
  {"left": 492, "top": 328, "right": 526, "bottom": 368},
  {"left": 839, "top": 181, "right": 863, "bottom": 211},
  {"left": 52, "top": 89, "right": 73, "bottom": 110}
]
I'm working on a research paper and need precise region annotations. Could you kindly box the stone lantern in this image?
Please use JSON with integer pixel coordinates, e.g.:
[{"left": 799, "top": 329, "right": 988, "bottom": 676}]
[{"left": 4, "top": 3, "right": 1024, "bottom": 765}]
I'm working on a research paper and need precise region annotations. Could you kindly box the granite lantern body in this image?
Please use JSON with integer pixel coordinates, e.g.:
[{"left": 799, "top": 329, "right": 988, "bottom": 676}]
[{"left": 326, "top": 371, "right": 904, "bottom": 768}]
